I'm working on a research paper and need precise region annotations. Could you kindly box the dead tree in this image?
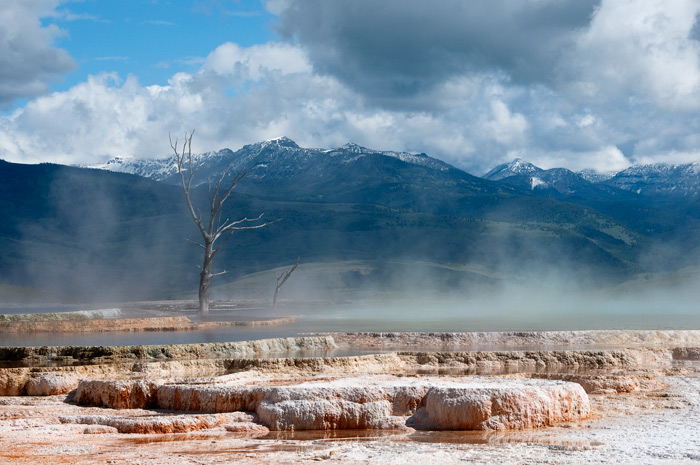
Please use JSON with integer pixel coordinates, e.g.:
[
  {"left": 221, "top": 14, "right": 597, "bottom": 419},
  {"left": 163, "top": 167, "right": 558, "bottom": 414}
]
[
  {"left": 170, "top": 131, "right": 275, "bottom": 315},
  {"left": 273, "top": 258, "right": 299, "bottom": 308}
]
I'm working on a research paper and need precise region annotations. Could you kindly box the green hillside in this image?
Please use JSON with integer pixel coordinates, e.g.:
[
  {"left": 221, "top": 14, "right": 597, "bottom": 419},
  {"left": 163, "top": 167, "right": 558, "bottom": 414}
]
[{"left": 1, "top": 157, "right": 696, "bottom": 303}]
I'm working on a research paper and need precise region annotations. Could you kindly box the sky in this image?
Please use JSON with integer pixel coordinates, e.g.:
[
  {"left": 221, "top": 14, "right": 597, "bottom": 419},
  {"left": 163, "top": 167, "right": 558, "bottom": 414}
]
[{"left": 1, "top": 0, "right": 700, "bottom": 175}]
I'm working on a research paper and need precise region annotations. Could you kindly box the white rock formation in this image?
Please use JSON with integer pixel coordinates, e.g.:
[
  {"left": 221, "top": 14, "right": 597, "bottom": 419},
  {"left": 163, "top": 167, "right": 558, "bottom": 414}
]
[
  {"left": 25, "top": 373, "right": 79, "bottom": 396},
  {"left": 73, "top": 376, "right": 590, "bottom": 431},
  {"left": 407, "top": 380, "right": 589, "bottom": 430}
]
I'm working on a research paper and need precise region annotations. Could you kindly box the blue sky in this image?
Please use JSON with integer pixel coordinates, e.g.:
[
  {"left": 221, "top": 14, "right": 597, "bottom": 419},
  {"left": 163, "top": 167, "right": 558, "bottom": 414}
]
[
  {"left": 2, "top": 1, "right": 700, "bottom": 174},
  {"left": 48, "top": 0, "right": 276, "bottom": 92}
]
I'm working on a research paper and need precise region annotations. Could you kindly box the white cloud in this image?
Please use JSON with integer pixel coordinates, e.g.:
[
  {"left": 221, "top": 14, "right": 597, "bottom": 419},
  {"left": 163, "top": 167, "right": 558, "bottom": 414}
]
[
  {"left": 204, "top": 42, "right": 311, "bottom": 81},
  {"left": 0, "top": 0, "right": 75, "bottom": 106},
  {"left": 535, "top": 145, "right": 631, "bottom": 173},
  {"left": 577, "top": 114, "right": 595, "bottom": 128},
  {"left": 0, "top": 64, "right": 493, "bottom": 170},
  {"left": 572, "top": 0, "right": 700, "bottom": 110},
  {"left": 4, "top": 1, "right": 700, "bottom": 175},
  {"left": 482, "top": 100, "right": 529, "bottom": 146},
  {"left": 271, "top": 0, "right": 599, "bottom": 102},
  {"left": 635, "top": 150, "right": 700, "bottom": 166}
]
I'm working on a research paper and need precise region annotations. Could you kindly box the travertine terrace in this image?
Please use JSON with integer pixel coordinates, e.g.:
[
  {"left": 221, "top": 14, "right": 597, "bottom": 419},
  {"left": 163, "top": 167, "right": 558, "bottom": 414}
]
[
  {"left": 1, "top": 330, "right": 699, "bottom": 464},
  {"left": 69, "top": 376, "right": 591, "bottom": 431}
]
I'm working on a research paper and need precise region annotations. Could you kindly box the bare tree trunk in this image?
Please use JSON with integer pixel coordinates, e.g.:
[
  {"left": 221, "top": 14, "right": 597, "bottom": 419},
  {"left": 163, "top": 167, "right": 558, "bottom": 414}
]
[
  {"left": 199, "top": 244, "right": 214, "bottom": 315},
  {"left": 272, "top": 285, "right": 280, "bottom": 309},
  {"left": 199, "top": 271, "right": 210, "bottom": 315},
  {"left": 273, "top": 259, "right": 299, "bottom": 308},
  {"left": 170, "top": 131, "right": 278, "bottom": 317}
]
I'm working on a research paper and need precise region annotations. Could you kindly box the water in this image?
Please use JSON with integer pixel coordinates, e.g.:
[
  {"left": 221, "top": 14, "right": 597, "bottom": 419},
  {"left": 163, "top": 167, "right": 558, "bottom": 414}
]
[
  {"left": 260, "top": 429, "right": 606, "bottom": 447},
  {"left": 1, "top": 299, "right": 700, "bottom": 348}
]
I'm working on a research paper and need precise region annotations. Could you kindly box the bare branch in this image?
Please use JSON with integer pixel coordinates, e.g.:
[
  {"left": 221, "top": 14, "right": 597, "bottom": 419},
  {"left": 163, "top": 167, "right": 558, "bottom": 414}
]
[
  {"left": 229, "top": 219, "right": 280, "bottom": 231},
  {"left": 211, "top": 230, "right": 234, "bottom": 260},
  {"left": 276, "top": 259, "right": 299, "bottom": 288},
  {"left": 216, "top": 168, "right": 249, "bottom": 209},
  {"left": 273, "top": 258, "right": 299, "bottom": 308},
  {"left": 216, "top": 213, "right": 265, "bottom": 237},
  {"left": 172, "top": 130, "right": 206, "bottom": 236},
  {"left": 211, "top": 218, "right": 281, "bottom": 259},
  {"left": 184, "top": 238, "right": 206, "bottom": 250},
  {"left": 214, "top": 218, "right": 282, "bottom": 247},
  {"left": 211, "top": 270, "right": 228, "bottom": 277}
]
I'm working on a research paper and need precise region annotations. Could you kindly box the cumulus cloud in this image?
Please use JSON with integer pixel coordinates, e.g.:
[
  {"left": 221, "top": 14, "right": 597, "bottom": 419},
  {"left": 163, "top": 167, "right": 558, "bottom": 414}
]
[
  {"left": 570, "top": 0, "right": 700, "bottom": 111},
  {"left": 0, "top": 0, "right": 75, "bottom": 106},
  {"left": 533, "top": 145, "right": 631, "bottom": 173},
  {"left": 0, "top": 62, "right": 501, "bottom": 170},
  {"left": 204, "top": 42, "right": 311, "bottom": 81},
  {"left": 482, "top": 100, "right": 529, "bottom": 146},
  {"left": 273, "top": 0, "right": 598, "bottom": 103},
  {"left": 0, "top": 58, "right": 344, "bottom": 164},
  {"left": 3, "top": 0, "right": 700, "bottom": 175},
  {"left": 273, "top": 0, "right": 700, "bottom": 111}
]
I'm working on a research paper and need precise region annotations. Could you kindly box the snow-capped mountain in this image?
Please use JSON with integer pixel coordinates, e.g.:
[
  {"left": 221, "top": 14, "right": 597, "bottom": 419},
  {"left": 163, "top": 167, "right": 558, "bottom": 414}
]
[
  {"left": 578, "top": 169, "right": 616, "bottom": 183},
  {"left": 329, "top": 142, "right": 449, "bottom": 171},
  {"left": 88, "top": 137, "right": 452, "bottom": 186},
  {"left": 603, "top": 163, "right": 700, "bottom": 197},
  {"left": 88, "top": 156, "right": 177, "bottom": 181},
  {"left": 484, "top": 158, "right": 615, "bottom": 186},
  {"left": 89, "top": 141, "right": 700, "bottom": 201},
  {"left": 86, "top": 136, "right": 496, "bottom": 209},
  {"left": 482, "top": 158, "right": 542, "bottom": 181},
  {"left": 483, "top": 159, "right": 588, "bottom": 194},
  {"left": 483, "top": 157, "right": 700, "bottom": 200},
  {"left": 482, "top": 158, "right": 639, "bottom": 201}
]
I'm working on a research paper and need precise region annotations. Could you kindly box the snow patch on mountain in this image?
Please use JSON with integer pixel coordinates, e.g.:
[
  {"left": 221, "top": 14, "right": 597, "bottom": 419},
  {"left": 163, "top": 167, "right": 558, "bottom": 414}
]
[
  {"left": 530, "top": 177, "right": 547, "bottom": 189},
  {"left": 327, "top": 143, "right": 449, "bottom": 171},
  {"left": 483, "top": 158, "right": 542, "bottom": 181},
  {"left": 578, "top": 169, "right": 615, "bottom": 183},
  {"left": 604, "top": 162, "right": 700, "bottom": 197},
  {"left": 86, "top": 144, "right": 700, "bottom": 199},
  {"left": 87, "top": 156, "right": 175, "bottom": 181},
  {"left": 86, "top": 138, "right": 453, "bottom": 184}
]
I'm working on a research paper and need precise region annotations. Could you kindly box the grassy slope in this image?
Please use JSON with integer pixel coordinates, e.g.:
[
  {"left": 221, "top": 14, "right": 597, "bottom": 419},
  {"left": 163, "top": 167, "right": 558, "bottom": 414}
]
[{"left": 1, "top": 159, "right": 692, "bottom": 302}]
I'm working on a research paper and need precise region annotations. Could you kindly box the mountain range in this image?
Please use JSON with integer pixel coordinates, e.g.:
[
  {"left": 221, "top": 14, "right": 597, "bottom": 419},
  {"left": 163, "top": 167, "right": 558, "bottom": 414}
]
[
  {"left": 2, "top": 138, "right": 700, "bottom": 303},
  {"left": 92, "top": 139, "right": 700, "bottom": 211},
  {"left": 483, "top": 157, "right": 700, "bottom": 200}
]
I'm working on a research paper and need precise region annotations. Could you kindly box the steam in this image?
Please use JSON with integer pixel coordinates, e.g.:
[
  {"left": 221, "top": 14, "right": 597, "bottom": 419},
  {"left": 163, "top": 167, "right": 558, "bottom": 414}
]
[
  {"left": 11, "top": 166, "right": 200, "bottom": 303},
  {"left": 4, "top": 162, "right": 700, "bottom": 335}
]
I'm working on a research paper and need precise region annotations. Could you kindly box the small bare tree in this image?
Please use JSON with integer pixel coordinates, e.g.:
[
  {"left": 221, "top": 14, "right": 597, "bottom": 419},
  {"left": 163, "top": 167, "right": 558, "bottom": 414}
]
[
  {"left": 273, "top": 258, "right": 299, "bottom": 308},
  {"left": 170, "top": 131, "right": 275, "bottom": 315}
]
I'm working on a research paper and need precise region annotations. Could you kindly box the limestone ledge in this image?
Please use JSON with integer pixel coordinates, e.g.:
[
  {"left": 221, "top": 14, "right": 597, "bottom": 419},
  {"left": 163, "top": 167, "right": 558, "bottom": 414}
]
[
  {"left": 0, "top": 346, "right": 679, "bottom": 396},
  {"left": 0, "top": 309, "right": 121, "bottom": 323},
  {"left": 59, "top": 411, "right": 258, "bottom": 434},
  {"left": 70, "top": 376, "right": 591, "bottom": 431},
  {"left": 0, "top": 335, "right": 336, "bottom": 364},
  {"left": 0, "top": 316, "right": 296, "bottom": 333},
  {"left": 331, "top": 330, "right": 700, "bottom": 349}
]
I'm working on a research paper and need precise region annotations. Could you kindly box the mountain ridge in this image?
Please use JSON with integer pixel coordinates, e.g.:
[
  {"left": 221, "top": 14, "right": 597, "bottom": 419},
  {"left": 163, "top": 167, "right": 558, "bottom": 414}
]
[
  {"left": 4, "top": 141, "right": 700, "bottom": 302},
  {"left": 85, "top": 137, "right": 454, "bottom": 186},
  {"left": 483, "top": 157, "right": 700, "bottom": 202},
  {"left": 89, "top": 139, "right": 700, "bottom": 201}
]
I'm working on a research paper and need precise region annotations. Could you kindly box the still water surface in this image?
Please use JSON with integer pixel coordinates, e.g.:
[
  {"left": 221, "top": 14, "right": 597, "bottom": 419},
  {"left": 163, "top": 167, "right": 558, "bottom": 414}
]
[{"left": 1, "top": 300, "right": 699, "bottom": 347}]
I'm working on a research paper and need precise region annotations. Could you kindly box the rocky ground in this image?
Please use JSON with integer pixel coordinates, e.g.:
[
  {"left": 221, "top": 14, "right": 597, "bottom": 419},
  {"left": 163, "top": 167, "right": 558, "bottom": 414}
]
[{"left": 0, "top": 331, "right": 699, "bottom": 464}]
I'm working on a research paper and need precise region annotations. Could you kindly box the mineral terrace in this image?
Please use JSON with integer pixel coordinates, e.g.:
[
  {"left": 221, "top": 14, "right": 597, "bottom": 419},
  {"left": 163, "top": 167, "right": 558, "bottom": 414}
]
[{"left": 1, "top": 330, "right": 699, "bottom": 464}]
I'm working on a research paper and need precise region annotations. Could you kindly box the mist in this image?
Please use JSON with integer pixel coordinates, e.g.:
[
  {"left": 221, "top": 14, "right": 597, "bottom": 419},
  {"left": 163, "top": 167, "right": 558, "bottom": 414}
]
[
  {"left": 0, "top": 162, "right": 200, "bottom": 303},
  {"left": 209, "top": 251, "right": 700, "bottom": 333},
  {"left": 3, "top": 154, "right": 700, "bottom": 337}
]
